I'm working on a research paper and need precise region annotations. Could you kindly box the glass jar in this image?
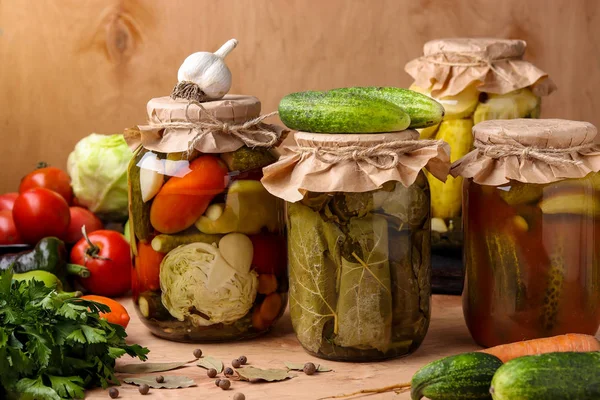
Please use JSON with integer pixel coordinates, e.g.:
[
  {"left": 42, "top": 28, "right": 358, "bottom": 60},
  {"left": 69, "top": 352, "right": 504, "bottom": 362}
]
[
  {"left": 286, "top": 174, "right": 431, "bottom": 361},
  {"left": 406, "top": 38, "right": 556, "bottom": 294},
  {"left": 463, "top": 177, "right": 600, "bottom": 347},
  {"left": 125, "top": 92, "right": 288, "bottom": 342}
]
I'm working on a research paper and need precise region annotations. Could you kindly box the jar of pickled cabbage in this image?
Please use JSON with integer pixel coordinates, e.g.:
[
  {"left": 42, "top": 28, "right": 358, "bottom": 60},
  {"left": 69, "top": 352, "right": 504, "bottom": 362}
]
[
  {"left": 452, "top": 119, "right": 600, "bottom": 347},
  {"left": 405, "top": 38, "right": 556, "bottom": 294},
  {"left": 262, "top": 131, "right": 450, "bottom": 361},
  {"left": 125, "top": 93, "right": 288, "bottom": 342}
]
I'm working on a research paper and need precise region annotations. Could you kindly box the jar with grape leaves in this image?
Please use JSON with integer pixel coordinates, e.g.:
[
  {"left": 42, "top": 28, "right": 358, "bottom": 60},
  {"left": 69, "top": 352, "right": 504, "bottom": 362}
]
[{"left": 263, "top": 131, "right": 450, "bottom": 361}]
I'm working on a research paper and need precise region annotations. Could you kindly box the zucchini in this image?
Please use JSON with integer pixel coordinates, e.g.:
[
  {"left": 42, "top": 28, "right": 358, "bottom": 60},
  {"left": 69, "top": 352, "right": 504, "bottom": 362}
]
[
  {"left": 331, "top": 87, "right": 445, "bottom": 129},
  {"left": 490, "top": 352, "right": 600, "bottom": 400},
  {"left": 278, "top": 90, "right": 410, "bottom": 133},
  {"left": 411, "top": 352, "right": 503, "bottom": 400}
]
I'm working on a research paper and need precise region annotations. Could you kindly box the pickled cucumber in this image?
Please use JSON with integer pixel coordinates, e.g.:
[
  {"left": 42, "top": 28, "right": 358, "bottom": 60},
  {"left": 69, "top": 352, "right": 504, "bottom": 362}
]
[
  {"left": 128, "top": 147, "right": 154, "bottom": 244},
  {"left": 151, "top": 229, "right": 223, "bottom": 253},
  {"left": 497, "top": 182, "right": 544, "bottom": 206},
  {"left": 138, "top": 291, "right": 172, "bottom": 321},
  {"left": 221, "top": 146, "right": 277, "bottom": 172},
  {"left": 538, "top": 193, "right": 600, "bottom": 217}
]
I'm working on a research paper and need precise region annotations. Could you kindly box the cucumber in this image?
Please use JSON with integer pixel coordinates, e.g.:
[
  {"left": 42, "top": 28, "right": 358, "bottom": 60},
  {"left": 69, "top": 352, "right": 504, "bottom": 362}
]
[
  {"left": 411, "top": 352, "right": 503, "bottom": 400},
  {"left": 128, "top": 147, "right": 153, "bottom": 244},
  {"left": 278, "top": 90, "right": 410, "bottom": 133},
  {"left": 490, "top": 352, "right": 600, "bottom": 400},
  {"left": 331, "top": 87, "right": 445, "bottom": 129}
]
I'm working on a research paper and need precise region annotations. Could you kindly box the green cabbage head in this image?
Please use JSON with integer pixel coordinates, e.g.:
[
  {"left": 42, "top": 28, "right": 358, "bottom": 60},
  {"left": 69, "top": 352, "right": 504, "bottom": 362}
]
[{"left": 67, "top": 133, "right": 132, "bottom": 221}]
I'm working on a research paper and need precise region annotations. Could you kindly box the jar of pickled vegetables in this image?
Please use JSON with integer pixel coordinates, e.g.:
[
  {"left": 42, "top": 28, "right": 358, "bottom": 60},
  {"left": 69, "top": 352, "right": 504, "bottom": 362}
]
[
  {"left": 262, "top": 131, "right": 450, "bottom": 361},
  {"left": 452, "top": 119, "right": 600, "bottom": 347},
  {"left": 125, "top": 92, "right": 289, "bottom": 342},
  {"left": 405, "top": 38, "right": 556, "bottom": 294}
]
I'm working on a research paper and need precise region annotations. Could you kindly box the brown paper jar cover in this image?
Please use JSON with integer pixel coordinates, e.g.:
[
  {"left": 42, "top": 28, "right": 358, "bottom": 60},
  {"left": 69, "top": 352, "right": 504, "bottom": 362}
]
[
  {"left": 405, "top": 38, "right": 557, "bottom": 98},
  {"left": 451, "top": 118, "right": 600, "bottom": 185},
  {"left": 124, "top": 95, "right": 285, "bottom": 153},
  {"left": 261, "top": 130, "right": 450, "bottom": 202}
]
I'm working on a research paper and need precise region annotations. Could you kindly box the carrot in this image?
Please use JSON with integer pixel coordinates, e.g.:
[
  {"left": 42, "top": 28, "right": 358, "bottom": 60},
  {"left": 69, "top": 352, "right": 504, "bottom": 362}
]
[
  {"left": 257, "top": 274, "right": 278, "bottom": 295},
  {"left": 259, "top": 292, "right": 283, "bottom": 322},
  {"left": 81, "top": 295, "right": 131, "bottom": 328},
  {"left": 479, "top": 333, "right": 600, "bottom": 363}
]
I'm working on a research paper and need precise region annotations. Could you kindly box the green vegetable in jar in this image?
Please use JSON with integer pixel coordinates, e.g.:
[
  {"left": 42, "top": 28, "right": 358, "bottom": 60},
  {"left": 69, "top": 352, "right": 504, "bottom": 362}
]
[
  {"left": 195, "top": 180, "right": 282, "bottom": 234},
  {"left": 287, "top": 183, "right": 431, "bottom": 361},
  {"left": 159, "top": 238, "right": 258, "bottom": 327},
  {"left": 221, "top": 146, "right": 278, "bottom": 172}
]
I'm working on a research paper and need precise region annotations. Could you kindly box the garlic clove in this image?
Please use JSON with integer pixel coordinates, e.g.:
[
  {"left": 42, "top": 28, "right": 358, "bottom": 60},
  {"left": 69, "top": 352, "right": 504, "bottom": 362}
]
[
  {"left": 139, "top": 153, "right": 164, "bottom": 202},
  {"left": 218, "top": 233, "right": 254, "bottom": 275},
  {"left": 176, "top": 39, "right": 238, "bottom": 101}
]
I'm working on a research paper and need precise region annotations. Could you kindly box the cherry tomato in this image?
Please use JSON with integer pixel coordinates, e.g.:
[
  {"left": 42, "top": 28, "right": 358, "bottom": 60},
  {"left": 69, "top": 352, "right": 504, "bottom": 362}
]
[
  {"left": 0, "top": 193, "right": 19, "bottom": 212},
  {"left": 19, "top": 165, "right": 73, "bottom": 204},
  {"left": 0, "top": 210, "right": 23, "bottom": 245},
  {"left": 13, "top": 188, "right": 70, "bottom": 244},
  {"left": 80, "top": 295, "right": 131, "bottom": 328},
  {"left": 135, "top": 242, "right": 165, "bottom": 292},
  {"left": 64, "top": 207, "right": 104, "bottom": 244},
  {"left": 71, "top": 230, "right": 131, "bottom": 297}
]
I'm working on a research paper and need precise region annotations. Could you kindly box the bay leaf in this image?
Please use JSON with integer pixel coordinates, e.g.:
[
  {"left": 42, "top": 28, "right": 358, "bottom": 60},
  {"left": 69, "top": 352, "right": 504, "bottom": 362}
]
[
  {"left": 196, "top": 356, "right": 224, "bottom": 373},
  {"left": 116, "top": 359, "right": 194, "bottom": 374},
  {"left": 284, "top": 361, "right": 332, "bottom": 372},
  {"left": 124, "top": 375, "right": 196, "bottom": 389},
  {"left": 236, "top": 366, "right": 295, "bottom": 382}
]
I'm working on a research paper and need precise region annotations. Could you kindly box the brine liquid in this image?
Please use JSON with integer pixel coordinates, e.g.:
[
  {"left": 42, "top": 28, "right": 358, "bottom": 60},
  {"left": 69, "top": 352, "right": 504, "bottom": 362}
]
[{"left": 463, "top": 179, "right": 600, "bottom": 347}]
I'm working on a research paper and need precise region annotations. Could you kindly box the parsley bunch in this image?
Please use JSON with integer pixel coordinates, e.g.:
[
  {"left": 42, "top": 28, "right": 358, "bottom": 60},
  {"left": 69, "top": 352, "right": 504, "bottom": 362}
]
[{"left": 0, "top": 270, "right": 149, "bottom": 399}]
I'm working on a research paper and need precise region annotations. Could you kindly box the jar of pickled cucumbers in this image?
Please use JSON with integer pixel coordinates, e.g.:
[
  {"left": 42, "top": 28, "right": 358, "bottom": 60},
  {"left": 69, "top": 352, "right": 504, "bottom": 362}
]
[
  {"left": 125, "top": 92, "right": 288, "bottom": 342},
  {"left": 262, "top": 131, "right": 450, "bottom": 361},
  {"left": 452, "top": 119, "right": 600, "bottom": 347},
  {"left": 405, "top": 38, "right": 556, "bottom": 294}
]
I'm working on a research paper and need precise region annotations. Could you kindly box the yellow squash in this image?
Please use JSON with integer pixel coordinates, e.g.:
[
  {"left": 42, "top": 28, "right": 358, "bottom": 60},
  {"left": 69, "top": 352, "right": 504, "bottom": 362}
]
[{"left": 427, "top": 119, "right": 474, "bottom": 221}]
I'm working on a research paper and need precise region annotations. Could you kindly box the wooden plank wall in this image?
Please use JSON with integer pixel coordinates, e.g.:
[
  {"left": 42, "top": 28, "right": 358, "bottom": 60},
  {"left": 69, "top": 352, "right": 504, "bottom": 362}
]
[{"left": 0, "top": 0, "right": 598, "bottom": 192}]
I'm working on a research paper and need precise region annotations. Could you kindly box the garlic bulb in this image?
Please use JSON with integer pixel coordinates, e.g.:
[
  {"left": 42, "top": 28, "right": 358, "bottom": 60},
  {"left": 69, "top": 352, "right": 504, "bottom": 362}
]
[{"left": 177, "top": 39, "right": 238, "bottom": 100}]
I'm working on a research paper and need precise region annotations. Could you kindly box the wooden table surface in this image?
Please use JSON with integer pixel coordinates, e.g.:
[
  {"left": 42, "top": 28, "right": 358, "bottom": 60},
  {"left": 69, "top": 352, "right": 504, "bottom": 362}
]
[{"left": 86, "top": 295, "right": 600, "bottom": 400}]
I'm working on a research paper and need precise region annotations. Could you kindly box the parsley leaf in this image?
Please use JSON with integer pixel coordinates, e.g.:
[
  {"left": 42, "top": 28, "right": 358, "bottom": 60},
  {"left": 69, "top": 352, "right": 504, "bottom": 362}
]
[{"left": 0, "top": 270, "right": 149, "bottom": 399}]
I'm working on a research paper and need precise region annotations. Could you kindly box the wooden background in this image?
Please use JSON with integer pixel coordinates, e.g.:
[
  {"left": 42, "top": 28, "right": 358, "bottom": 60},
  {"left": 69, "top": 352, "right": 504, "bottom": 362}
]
[{"left": 1, "top": 0, "right": 599, "bottom": 192}]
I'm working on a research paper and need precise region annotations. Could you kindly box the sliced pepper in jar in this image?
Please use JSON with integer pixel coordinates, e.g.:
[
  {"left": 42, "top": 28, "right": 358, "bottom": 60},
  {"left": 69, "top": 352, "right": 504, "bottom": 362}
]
[{"left": 150, "top": 155, "right": 229, "bottom": 234}]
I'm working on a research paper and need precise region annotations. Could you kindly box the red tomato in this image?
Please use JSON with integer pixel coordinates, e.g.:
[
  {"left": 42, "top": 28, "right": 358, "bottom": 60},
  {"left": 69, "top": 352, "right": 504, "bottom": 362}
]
[
  {"left": 71, "top": 230, "right": 132, "bottom": 297},
  {"left": 0, "top": 193, "right": 19, "bottom": 212},
  {"left": 0, "top": 210, "right": 23, "bottom": 245},
  {"left": 65, "top": 207, "right": 104, "bottom": 244},
  {"left": 13, "top": 188, "right": 70, "bottom": 244},
  {"left": 20, "top": 165, "right": 73, "bottom": 204},
  {"left": 249, "top": 234, "right": 287, "bottom": 276}
]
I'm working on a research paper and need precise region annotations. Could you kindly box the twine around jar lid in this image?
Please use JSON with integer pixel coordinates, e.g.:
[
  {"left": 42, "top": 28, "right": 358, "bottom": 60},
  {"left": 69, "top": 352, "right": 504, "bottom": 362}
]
[
  {"left": 405, "top": 37, "right": 556, "bottom": 98},
  {"left": 123, "top": 95, "right": 288, "bottom": 154},
  {"left": 261, "top": 130, "right": 450, "bottom": 202},
  {"left": 451, "top": 119, "right": 600, "bottom": 186}
]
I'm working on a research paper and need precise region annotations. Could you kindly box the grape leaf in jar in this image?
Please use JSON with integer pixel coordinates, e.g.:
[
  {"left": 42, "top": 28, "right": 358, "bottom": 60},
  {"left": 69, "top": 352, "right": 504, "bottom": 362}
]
[
  {"left": 373, "top": 182, "right": 428, "bottom": 229},
  {"left": 287, "top": 202, "right": 345, "bottom": 353},
  {"left": 335, "top": 215, "right": 393, "bottom": 352}
]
